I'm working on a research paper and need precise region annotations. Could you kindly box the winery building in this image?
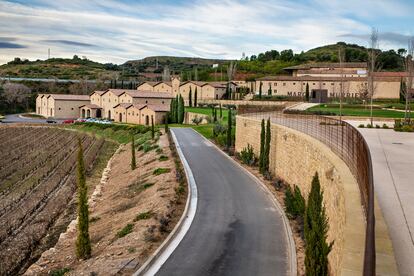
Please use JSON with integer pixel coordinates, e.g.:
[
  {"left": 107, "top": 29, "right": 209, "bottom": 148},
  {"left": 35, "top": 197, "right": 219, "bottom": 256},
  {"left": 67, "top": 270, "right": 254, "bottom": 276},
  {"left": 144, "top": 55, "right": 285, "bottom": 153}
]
[{"left": 256, "top": 63, "right": 406, "bottom": 99}]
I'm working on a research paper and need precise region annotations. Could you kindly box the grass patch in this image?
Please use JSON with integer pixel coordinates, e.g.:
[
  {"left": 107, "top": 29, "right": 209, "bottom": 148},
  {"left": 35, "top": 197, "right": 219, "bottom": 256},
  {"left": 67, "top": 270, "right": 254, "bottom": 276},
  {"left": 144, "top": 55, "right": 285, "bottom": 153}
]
[
  {"left": 185, "top": 107, "right": 229, "bottom": 123},
  {"left": 116, "top": 223, "right": 134, "bottom": 238},
  {"left": 21, "top": 113, "right": 46, "bottom": 118},
  {"left": 153, "top": 168, "right": 171, "bottom": 175},
  {"left": 308, "top": 104, "right": 411, "bottom": 118},
  {"left": 128, "top": 247, "right": 136, "bottom": 253},
  {"left": 159, "top": 155, "right": 169, "bottom": 161},
  {"left": 134, "top": 211, "right": 154, "bottom": 222},
  {"left": 50, "top": 268, "right": 71, "bottom": 276},
  {"left": 64, "top": 123, "right": 150, "bottom": 144}
]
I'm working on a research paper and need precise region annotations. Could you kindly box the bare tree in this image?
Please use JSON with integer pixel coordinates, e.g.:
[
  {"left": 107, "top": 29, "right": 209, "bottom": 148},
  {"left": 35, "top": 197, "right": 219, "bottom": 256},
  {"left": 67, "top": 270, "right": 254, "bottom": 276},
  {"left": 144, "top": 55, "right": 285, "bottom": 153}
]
[
  {"left": 403, "top": 38, "right": 414, "bottom": 122},
  {"left": 227, "top": 61, "right": 237, "bottom": 82},
  {"left": 367, "top": 28, "right": 380, "bottom": 125},
  {"left": 338, "top": 46, "right": 345, "bottom": 122},
  {"left": 2, "top": 82, "right": 31, "bottom": 111}
]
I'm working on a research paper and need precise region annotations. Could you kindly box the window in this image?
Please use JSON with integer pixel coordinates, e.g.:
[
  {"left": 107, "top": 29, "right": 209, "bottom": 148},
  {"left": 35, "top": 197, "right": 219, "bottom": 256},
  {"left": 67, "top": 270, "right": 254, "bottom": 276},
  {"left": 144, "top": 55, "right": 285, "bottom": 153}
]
[
  {"left": 293, "top": 82, "right": 296, "bottom": 85},
  {"left": 312, "top": 83, "right": 315, "bottom": 85},
  {"left": 323, "top": 83, "right": 326, "bottom": 85},
  {"left": 58, "top": 107, "right": 61, "bottom": 110},
  {"left": 128, "top": 113, "right": 130, "bottom": 115},
  {"left": 162, "top": 101, "right": 164, "bottom": 104},
  {"left": 145, "top": 100, "right": 148, "bottom": 103},
  {"left": 274, "top": 82, "right": 277, "bottom": 86},
  {"left": 303, "top": 83, "right": 305, "bottom": 85},
  {"left": 71, "top": 108, "right": 74, "bottom": 110},
  {"left": 283, "top": 83, "right": 286, "bottom": 86},
  {"left": 132, "top": 111, "right": 134, "bottom": 115},
  {"left": 274, "top": 89, "right": 277, "bottom": 93},
  {"left": 331, "top": 83, "right": 334, "bottom": 85}
]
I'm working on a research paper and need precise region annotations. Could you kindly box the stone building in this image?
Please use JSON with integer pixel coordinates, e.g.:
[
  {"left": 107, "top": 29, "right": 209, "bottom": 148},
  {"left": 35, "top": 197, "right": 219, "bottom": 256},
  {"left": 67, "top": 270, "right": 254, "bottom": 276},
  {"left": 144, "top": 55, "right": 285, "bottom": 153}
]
[
  {"left": 36, "top": 94, "right": 90, "bottom": 119},
  {"left": 256, "top": 63, "right": 406, "bottom": 99}
]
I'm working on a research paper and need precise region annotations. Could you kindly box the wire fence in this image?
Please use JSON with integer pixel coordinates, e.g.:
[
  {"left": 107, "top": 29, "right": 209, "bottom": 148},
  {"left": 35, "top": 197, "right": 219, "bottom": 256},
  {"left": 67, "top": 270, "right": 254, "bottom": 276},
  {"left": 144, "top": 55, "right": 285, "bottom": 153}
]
[{"left": 240, "top": 111, "right": 375, "bottom": 276}]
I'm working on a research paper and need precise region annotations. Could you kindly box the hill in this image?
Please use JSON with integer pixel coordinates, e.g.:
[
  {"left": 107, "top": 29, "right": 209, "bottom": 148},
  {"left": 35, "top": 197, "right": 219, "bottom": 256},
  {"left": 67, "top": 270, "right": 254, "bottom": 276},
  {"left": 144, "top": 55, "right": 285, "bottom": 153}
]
[
  {"left": 0, "top": 42, "right": 406, "bottom": 81},
  {"left": 0, "top": 56, "right": 120, "bottom": 79}
]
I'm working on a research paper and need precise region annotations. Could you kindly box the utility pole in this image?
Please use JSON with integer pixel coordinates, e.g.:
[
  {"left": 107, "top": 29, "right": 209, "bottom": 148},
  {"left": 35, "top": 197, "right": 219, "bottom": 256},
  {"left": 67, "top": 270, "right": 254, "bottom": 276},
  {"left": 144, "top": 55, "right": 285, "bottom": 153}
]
[{"left": 48, "top": 48, "right": 50, "bottom": 60}]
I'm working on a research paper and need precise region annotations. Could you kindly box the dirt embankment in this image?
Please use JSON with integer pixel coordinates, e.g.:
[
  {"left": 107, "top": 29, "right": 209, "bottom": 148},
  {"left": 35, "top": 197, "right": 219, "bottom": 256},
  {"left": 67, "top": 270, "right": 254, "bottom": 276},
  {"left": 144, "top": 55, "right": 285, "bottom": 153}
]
[{"left": 25, "top": 131, "right": 187, "bottom": 275}]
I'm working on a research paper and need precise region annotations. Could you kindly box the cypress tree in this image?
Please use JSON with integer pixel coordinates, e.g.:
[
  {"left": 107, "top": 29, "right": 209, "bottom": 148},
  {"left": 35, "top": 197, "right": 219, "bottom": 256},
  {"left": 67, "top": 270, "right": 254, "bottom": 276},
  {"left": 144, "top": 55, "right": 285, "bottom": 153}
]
[
  {"left": 304, "top": 172, "right": 333, "bottom": 276},
  {"left": 305, "top": 83, "right": 310, "bottom": 102},
  {"left": 263, "top": 118, "right": 271, "bottom": 174},
  {"left": 76, "top": 138, "right": 91, "bottom": 259},
  {"left": 226, "top": 108, "right": 232, "bottom": 151},
  {"left": 268, "top": 83, "right": 272, "bottom": 96},
  {"left": 177, "top": 94, "right": 185, "bottom": 124},
  {"left": 399, "top": 81, "right": 406, "bottom": 104},
  {"left": 164, "top": 112, "right": 169, "bottom": 133},
  {"left": 114, "top": 79, "right": 117, "bottom": 89},
  {"left": 259, "top": 81, "right": 263, "bottom": 99},
  {"left": 174, "top": 95, "right": 179, "bottom": 123},
  {"left": 194, "top": 87, "right": 198, "bottom": 107},
  {"left": 213, "top": 107, "right": 217, "bottom": 122},
  {"left": 151, "top": 116, "right": 155, "bottom": 139},
  {"left": 189, "top": 87, "right": 192, "bottom": 107},
  {"left": 259, "top": 119, "right": 265, "bottom": 173},
  {"left": 219, "top": 104, "right": 222, "bottom": 118},
  {"left": 131, "top": 135, "right": 136, "bottom": 170}
]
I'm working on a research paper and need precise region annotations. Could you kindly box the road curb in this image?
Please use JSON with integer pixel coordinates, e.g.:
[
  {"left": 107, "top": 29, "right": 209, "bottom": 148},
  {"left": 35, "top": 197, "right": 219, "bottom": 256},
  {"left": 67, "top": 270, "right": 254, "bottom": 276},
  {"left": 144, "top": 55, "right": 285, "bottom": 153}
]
[
  {"left": 133, "top": 129, "right": 198, "bottom": 276},
  {"left": 192, "top": 129, "right": 297, "bottom": 276}
]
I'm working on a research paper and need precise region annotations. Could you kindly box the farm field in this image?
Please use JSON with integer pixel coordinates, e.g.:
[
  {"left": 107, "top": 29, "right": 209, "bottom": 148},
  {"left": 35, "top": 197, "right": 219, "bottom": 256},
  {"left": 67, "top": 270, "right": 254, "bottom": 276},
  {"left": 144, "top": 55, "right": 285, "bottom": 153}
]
[{"left": 0, "top": 126, "right": 115, "bottom": 275}]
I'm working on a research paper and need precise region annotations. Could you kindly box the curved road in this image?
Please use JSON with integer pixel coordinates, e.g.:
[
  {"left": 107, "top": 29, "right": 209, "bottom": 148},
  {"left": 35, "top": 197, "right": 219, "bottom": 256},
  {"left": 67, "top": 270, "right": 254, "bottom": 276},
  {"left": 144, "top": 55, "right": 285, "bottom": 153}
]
[{"left": 156, "top": 128, "right": 289, "bottom": 276}]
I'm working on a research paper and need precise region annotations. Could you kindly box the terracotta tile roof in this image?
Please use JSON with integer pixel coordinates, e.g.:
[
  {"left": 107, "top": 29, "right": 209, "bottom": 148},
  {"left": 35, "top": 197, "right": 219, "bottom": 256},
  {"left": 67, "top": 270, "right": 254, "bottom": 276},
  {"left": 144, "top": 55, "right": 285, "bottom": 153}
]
[
  {"left": 113, "top": 103, "right": 133, "bottom": 109},
  {"left": 179, "top": 81, "right": 207, "bottom": 87},
  {"left": 146, "top": 104, "right": 170, "bottom": 112},
  {"left": 90, "top": 90, "right": 106, "bottom": 96},
  {"left": 104, "top": 89, "right": 127, "bottom": 96},
  {"left": 47, "top": 94, "right": 90, "bottom": 101},
  {"left": 130, "top": 104, "right": 147, "bottom": 110},
  {"left": 137, "top": 81, "right": 160, "bottom": 87},
  {"left": 202, "top": 82, "right": 227, "bottom": 88},
  {"left": 284, "top": 62, "right": 367, "bottom": 70},
  {"left": 154, "top": 81, "right": 172, "bottom": 87},
  {"left": 124, "top": 90, "right": 174, "bottom": 99},
  {"left": 79, "top": 104, "right": 101, "bottom": 109},
  {"left": 372, "top": 72, "right": 408, "bottom": 77}
]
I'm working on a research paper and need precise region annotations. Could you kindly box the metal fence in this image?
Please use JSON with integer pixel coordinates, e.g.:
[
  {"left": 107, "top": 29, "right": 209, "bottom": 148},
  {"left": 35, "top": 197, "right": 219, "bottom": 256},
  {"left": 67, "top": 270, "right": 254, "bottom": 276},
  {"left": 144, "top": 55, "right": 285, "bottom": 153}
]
[{"left": 240, "top": 112, "right": 375, "bottom": 276}]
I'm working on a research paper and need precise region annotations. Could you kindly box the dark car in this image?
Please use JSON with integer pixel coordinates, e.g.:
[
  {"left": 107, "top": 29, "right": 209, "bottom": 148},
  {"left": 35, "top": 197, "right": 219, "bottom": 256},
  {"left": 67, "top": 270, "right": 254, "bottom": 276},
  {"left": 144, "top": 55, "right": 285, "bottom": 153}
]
[{"left": 46, "top": 117, "right": 57, "bottom": 124}]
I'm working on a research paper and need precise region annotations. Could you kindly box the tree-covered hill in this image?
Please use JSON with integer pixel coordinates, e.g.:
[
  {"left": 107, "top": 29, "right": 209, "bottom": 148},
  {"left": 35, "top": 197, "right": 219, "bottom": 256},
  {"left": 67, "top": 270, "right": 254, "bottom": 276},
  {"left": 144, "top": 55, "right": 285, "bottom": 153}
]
[{"left": 0, "top": 42, "right": 407, "bottom": 81}]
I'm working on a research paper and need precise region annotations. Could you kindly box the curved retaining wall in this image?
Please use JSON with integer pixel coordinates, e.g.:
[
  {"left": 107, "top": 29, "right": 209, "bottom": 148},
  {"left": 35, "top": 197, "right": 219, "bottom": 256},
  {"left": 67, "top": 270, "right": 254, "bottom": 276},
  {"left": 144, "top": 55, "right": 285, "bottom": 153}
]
[{"left": 235, "top": 116, "right": 366, "bottom": 275}]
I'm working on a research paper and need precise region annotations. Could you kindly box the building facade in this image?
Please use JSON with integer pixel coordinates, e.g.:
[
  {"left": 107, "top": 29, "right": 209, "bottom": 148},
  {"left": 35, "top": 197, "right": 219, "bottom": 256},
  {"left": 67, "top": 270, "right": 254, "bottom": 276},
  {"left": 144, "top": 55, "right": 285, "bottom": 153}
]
[
  {"left": 36, "top": 94, "right": 90, "bottom": 118},
  {"left": 257, "top": 63, "right": 406, "bottom": 99}
]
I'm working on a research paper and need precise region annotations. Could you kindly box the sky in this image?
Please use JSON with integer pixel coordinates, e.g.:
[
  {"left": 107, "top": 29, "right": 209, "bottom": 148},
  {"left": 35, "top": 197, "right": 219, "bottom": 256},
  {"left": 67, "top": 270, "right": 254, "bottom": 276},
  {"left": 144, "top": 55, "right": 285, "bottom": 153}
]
[{"left": 0, "top": 0, "right": 413, "bottom": 65}]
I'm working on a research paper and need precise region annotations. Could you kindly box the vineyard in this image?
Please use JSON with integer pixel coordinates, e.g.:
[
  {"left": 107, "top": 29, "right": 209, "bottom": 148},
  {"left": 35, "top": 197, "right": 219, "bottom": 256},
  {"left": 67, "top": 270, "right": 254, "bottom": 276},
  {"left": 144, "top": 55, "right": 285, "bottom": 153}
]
[{"left": 0, "top": 126, "right": 112, "bottom": 275}]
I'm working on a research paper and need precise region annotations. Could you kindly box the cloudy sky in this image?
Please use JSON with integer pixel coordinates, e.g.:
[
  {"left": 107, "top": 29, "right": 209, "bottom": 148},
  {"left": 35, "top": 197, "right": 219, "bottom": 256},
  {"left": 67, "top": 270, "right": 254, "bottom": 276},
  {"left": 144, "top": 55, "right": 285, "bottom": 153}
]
[{"left": 0, "top": 0, "right": 413, "bottom": 65}]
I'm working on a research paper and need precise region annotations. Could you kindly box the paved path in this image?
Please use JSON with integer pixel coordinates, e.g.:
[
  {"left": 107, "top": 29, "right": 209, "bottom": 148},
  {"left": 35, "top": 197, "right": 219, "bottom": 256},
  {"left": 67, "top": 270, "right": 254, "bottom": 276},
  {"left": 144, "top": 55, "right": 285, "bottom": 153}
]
[
  {"left": 157, "top": 128, "right": 289, "bottom": 276},
  {"left": 285, "top": 102, "right": 319, "bottom": 111},
  {"left": 347, "top": 121, "right": 414, "bottom": 276},
  {"left": 1, "top": 114, "right": 63, "bottom": 124}
]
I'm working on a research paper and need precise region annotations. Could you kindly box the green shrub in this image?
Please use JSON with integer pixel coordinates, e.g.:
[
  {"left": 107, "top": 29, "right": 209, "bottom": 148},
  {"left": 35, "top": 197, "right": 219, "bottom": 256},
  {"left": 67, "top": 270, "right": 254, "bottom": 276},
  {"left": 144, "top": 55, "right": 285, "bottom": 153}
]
[
  {"left": 240, "top": 144, "right": 256, "bottom": 166},
  {"left": 213, "top": 122, "right": 227, "bottom": 137},
  {"left": 358, "top": 124, "right": 365, "bottom": 128},
  {"left": 143, "top": 183, "right": 154, "bottom": 189},
  {"left": 175, "top": 184, "right": 185, "bottom": 195},
  {"left": 159, "top": 155, "right": 168, "bottom": 161},
  {"left": 284, "top": 185, "right": 305, "bottom": 219},
  {"left": 394, "top": 119, "right": 402, "bottom": 129},
  {"left": 382, "top": 124, "right": 389, "bottom": 129},
  {"left": 156, "top": 148, "right": 163, "bottom": 154},
  {"left": 50, "top": 268, "right": 71, "bottom": 276},
  {"left": 134, "top": 211, "right": 153, "bottom": 222},
  {"left": 116, "top": 223, "right": 134, "bottom": 238},
  {"left": 153, "top": 168, "right": 171, "bottom": 175},
  {"left": 375, "top": 124, "right": 381, "bottom": 128},
  {"left": 401, "top": 125, "right": 414, "bottom": 132},
  {"left": 366, "top": 124, "right": 373, "bottom": 128}
]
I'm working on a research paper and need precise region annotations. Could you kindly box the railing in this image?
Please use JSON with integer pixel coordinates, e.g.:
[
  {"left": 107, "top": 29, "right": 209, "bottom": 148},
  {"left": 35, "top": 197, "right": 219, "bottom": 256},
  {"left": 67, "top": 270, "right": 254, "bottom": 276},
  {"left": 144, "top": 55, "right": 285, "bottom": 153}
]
[{"left": 240, "top": 112, "right": 375, "bottom": 276}]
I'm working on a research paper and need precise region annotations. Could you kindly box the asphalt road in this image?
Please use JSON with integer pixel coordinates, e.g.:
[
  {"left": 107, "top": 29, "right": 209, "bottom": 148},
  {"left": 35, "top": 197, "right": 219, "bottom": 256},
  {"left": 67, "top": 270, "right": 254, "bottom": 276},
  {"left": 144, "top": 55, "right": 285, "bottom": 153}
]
[
  {"left": 157, "top": 128, "right": 288, "bottom": 276},
  {"left": 1, "top": 113, "right": 63, "bottom": 124}
]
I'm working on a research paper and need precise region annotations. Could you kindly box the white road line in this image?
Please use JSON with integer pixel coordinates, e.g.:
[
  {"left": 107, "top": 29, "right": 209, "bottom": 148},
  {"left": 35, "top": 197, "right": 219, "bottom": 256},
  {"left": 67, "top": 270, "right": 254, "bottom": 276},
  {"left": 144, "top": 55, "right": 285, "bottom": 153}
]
[{"left": 133, "top": 129, "right": 198, "bottom": 276}]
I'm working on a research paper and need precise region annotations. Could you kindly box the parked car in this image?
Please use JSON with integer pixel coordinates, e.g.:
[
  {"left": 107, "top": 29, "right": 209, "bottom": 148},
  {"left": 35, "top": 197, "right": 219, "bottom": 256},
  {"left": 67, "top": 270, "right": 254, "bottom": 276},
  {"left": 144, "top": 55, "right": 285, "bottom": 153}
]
[
  {"left": 63, "top": 119, "right": 74, "bottom": 124},
  {"left": 75, "top": 118, "right": 86, "bottom": 123},
  {"left": 46, "top": 117, "right": 57, "bottom": 124}
]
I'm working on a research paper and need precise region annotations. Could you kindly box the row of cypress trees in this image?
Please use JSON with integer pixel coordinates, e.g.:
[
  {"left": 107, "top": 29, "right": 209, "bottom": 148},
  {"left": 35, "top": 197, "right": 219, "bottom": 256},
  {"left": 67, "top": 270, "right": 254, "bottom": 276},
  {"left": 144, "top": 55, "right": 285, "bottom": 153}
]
[
  {"left": 169, "top": 94, "right": 185, "bottom": 123},
  {"left": 259, "top": 118, "right": 271, "bottom": 174}
]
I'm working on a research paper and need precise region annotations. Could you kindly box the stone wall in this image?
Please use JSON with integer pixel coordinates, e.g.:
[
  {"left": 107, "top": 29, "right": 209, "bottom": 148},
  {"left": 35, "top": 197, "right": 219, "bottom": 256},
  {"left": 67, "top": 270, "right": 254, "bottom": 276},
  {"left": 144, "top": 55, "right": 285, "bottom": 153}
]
[
  {"left": 235, "top": 116, "right": 366, "bottom": 275},
  {"left": 184, "top": 112, "right": 209, "bottom": 125}
]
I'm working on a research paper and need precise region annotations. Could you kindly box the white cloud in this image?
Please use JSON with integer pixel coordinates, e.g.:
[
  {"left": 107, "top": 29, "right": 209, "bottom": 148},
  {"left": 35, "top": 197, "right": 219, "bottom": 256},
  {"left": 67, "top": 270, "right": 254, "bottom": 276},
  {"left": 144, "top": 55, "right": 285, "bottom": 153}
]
[{"left": 0, "top": 0, "right": 412, "bottom": 65}]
